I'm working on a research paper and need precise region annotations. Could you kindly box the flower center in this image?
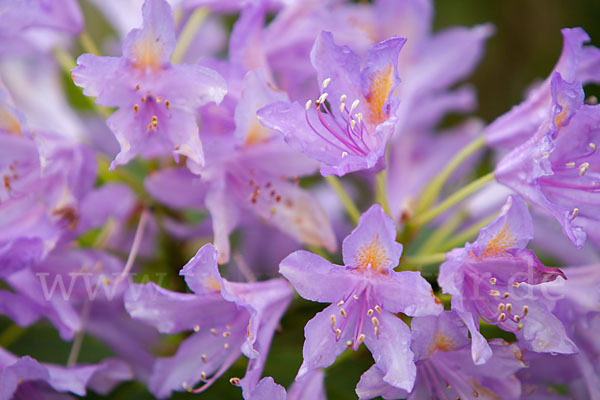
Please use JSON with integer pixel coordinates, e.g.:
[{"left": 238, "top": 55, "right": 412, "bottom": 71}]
[{"left": 354, "top": 236, "right": 389, "bottom": 272}]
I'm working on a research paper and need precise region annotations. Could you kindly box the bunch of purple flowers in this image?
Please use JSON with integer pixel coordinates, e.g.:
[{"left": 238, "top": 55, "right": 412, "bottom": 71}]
[{"left": 0, "top": 0, "right": 599, "bottom": 399}]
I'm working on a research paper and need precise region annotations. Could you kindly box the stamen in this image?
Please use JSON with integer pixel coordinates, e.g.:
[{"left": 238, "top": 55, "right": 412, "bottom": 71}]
[
  {"left": 317, "top": 93, "right": 328, "bottom": 104},
  {"left": 133, "top": 104, "right": 139, "bottom": 113},
  {"left": 498, "top": 313, "right": 506, "bottom": 322},
  {"left": 230, "top": 377, "right": 241, "bottom": 385},
  {"left": 155, "top": 96, "right": 162, "bottom": 103},
  {"left": 322, "top": 78, "right": 331, "bottom": 89},
  {"left": 498, "top": 303, "right": 505, "bottom": 312},
  {"left": 489, "top": 290, "right": 500, "bottom": 296},
  {"left": 589, "top": 143, "right": 596, "bottom": 151},
  {"left": 210, "top": 328, "right": 218, "bottom": 335},
  {"left": 346, "top": 340, "right": 353, "bottom": 347},
  {"left": 374, "top": 326, "right": 379, "bottom": 336},
  {"left": 340, "top": 309, "right": 347, "bottom": 318},
  {"left": 367, "top": 309, "right": 374, "bottom": 317},
  {"left": 305, "top": 100, "right": 312, "bottom": 110},
  {"left": 341, "top": 151, "right": 348, "bottom": 158},
  {"left": 356, "top": 333, "right": 366, "bottom": 345},
  {"left": 340, "top": 94, "right": 347, "bottom": 103},
  {"left": 350, "top": 99, "right": 360, "bottom": 113},
  {"left": 522, "top": 305, "right": 529, "bottom": 316},
  {"left": 371, "top": 317, "right": 379, "bottom": 327},
  {"left": 578, "top": 162, "right": 590, "bottom": 176},
  {"left": 201, "top": 354, "right": 207, "bottom": 362},
  {"left": 201, "top": 372, "right": 207, "bottom": 380},
  {"left": 223, "top": 332, "right": 231, "bottom": 337},
  {"left": 565, "top": 162, "right": 575, "bottom": 168},
  {"left": 335, "top": 329, "right": 341, "bottom": 339},
  {"left": 489, "top": 277, "right": 497, "bottom": 285},
  {"left": 165, "top": 100, "right": 171, "bottom": 109},
  {"left": 506, "top": 303, "right": 512, "bottom": 313},
  {"left": 224, "top": 343, "right": 230, "bottom": 349},
  {"left": 513, "top": 282, "right": 520, "bottom": 288},
  {"left": 502, "top": 292, "right": 510, "bottom": 299},
  {"left": 193, "top": 325, "right": 200, "bottom": 332},
  {"left": 374, "top": 305, "right": 382, "bottom": 314},
  {"left": 513, "top": 315, "right": 521, "bottom": 323},
  {"left": 337, "top": 300, "right": 344, "bottom": 306},
  {"left": 330, "top": 315, "right": 336, "bottom": 326}
]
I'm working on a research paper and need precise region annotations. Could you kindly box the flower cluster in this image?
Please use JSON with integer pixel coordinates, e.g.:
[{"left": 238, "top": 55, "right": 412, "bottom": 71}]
[{"left": 0, "top": 0, "right": 599, "bottom": 399}]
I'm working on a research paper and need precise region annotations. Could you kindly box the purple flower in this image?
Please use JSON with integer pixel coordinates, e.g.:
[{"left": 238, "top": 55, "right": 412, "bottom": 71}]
[
  {"left": 258, "top": 31, "right": 405, "bottom": 177},
  {"left": 438, "top": 195, "right": 576, "bottom": 364},
  {"left": 0, "top": 97, "right": 96, "bottom": 276},
  {"left": 244, "top": 370, "right": 326, "bottom": 400},
  {"left": 518, "top": 265, "right": 600, "bottom": 399},
  {"left": 486, "top": 28, "right": 600, "bottom": 148},
  {"left": 356, "top": 311, "right": 525, "bottom": 400},
  {"left": 145, "top": 69, "right": 336, "bottom": 263},
  {"left": 71, "top": 0, "right": 226, "bottom": 173},
  {"left": 124, "top": 243, "right": 293, "bottom": 398},
  {"left": 280, "top": 204, "right": 442, "bottom": 391},
  {"left": 495, "top": 72, "right": 600, "bottom": 248},
  {"left": 0, "top": 348, "right": 132, "bottom": 400}
]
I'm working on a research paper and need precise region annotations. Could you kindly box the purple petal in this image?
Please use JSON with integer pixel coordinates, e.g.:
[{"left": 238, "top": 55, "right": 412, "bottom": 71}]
[{"left": 179, "top": 243, "right": 224, "bottom": 295}]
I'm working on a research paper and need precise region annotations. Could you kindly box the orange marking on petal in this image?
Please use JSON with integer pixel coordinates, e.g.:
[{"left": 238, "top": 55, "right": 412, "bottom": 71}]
[
  {"left": 355, "top": 236, "right": 389, "bottom": 271},
  {"left": 482, "top": 225, "right": 516, "bottom": 258},
  {"left": 245, "top": 119, "right": 271, "bottom": 146},
  {"left": 203, "top": 276, "right": 222, "bottom": 292},
  {"left": 554, "top": 106, "right": 569, "bottom": 130},
  {"left": 0, "top": 105, "right": 22, "bottom": 135},
  {"left": 133, "top": 32, "right": 164, "bottom": 70},
  {"left": 427, "top": 333, "right": 457, "bottom": 355},
  {"left": 365, "top": 64, "right": 393, "bottom": 127}
]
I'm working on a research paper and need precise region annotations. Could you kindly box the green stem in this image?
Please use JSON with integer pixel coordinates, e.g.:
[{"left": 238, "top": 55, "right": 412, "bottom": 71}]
[
  {"left": 417, "top": 135, "right": 485, "bottom": 214},
  {"left": 417, "top": 209, "right": 467, "bottom": 255},
  {"left": 325, "top": 175, "right": 360, "bottom": 225},
  {"left": 170, "top": 8, "right": 209, "bottom": 64},
  {"left": 79, "top": 31, "right": 100, "bottom": 55},
  {"left": 67, "top": 299, "right": 91, "bottom": 366},
  {"left": 412, "top": 172, "right": 494, "bottom": 228},
  {"left": 375, "top": 170, "right": 391, "bottom": 217},
  {"left": 400, "top": 253, "right": 446, "bottom": 269},
  {"left": 440, "top": 213, "right": 498, "bottom": 251}
]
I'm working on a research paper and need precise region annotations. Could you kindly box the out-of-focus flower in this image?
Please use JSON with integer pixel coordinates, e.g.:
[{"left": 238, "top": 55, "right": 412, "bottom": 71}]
[
  {"left": 243, "top": 370, "right": 326, "bottom": 400},
  {"left": 486, "top": 28, "right": 600, "bottom": 148},
  {"left": 146, "top": 69, "right": 336, "bottom": 263},
  {"left": 356, "top": 311, "right": 525, "bottom": 400},
  {"left": 495, "top": 73, "right": 600, "bottom": 248},
  {"left": 280, "top": 204, "right": 442, "bottom": 392},
  {"left": 0, "top": 348, "right": 132, "bottom": 400},
  {"left": 71, "top": 0, "right": 226, "bottom": 173},
  {"left": 258, "top": 31, "right": 405, "bottom": 177},
  {"left": 438, "top": 195, "right": 575, "bottom": 364},
  {"left": 124, "top": 243, "right": 293, "bottom": 398}
]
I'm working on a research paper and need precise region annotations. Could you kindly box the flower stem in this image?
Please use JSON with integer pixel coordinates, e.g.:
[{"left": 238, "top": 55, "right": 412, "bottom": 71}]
[
  {"left": 79, "top": 31, "right": 100, "bottom": 55},
  {"left": 439, "top": 212, "right": 498, "bottom": 251},
  {"left": 112, "top": 208, "right": 150, "bottom": 286},
  {"left": 416, "top": 135, "right": 485, "bottom": 214},
  {"left": 400, "top": 253, "right": 446, "bottom": 269},
  {"left": 67, "top": 298, "right": 91, "bottom": 366},
  {"left": 325, "top": 175, "right": 360, "bottom": 224},
  {"left": 375, "top": 170, "right": 391, "bottom": 217},
  {"left": 171, "top": 7, "right": 209, "bottom": 64},
  {"left": 411, "top": 172, "right": 494, "bottom": 228},
  {"left": 417, "top": 209, "right": 467, "bottom": 255}
]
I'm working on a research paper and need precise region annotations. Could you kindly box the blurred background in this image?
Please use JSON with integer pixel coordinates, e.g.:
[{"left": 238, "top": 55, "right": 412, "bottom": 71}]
[{"left": 1, "top": 1, "right": 599, "bottom": 399}]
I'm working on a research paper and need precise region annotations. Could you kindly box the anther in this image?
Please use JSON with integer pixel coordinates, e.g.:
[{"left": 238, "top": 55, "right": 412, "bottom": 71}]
[
  {"left": 570, "top": 208, "right": 579, "bottom": 219},
  {"left": 340, "top": 309, "right": 347, "bottom": 318},
  {"left": 230, "top": 377, "right": 241, "bottom": 386},
  {"left": 513, "top": 282, "right": 520, "bottom": 288},
  {"left": 374, "top": 305, "right": 382, "bottom": 314},
  {"left": 346, "top": 340, "right": 353, "bottom": 347},
  {"left": 522, "top": 305, "right": 529, "bottom": 316},
  {"left": 473, "top": 391, "right": 479, "bottom": 398},
  {"left": 489, "top": 277, "right": 497, "bottom": 285},
  {"left": 223, "top": 332, "right": 231, "bottom": 337},
  {"left": 498, "top": 303, "right": 505, "bottom": 312},
  {"left": 224, "top": 343, "right": 230, "bottom": 349},
  {"left": 305, "top": 100, "right": 312, "bottom": 110},
  {"left": 341, "top": 151, "right": 348, "bottom": 158},
  {"left": 201, "top": 372, "right": 207, "bottom": 380},
  {"left": 371, "top": 317, "right": 379, "bottom": 327},
  {"left": 317, "top": 93, "right": 328, "bottom": 104},
  {"left": 133, "top": 104, "right": 139, "bottom": 113},
  {"left": 353, "top": 294, "right": 359, "bottom": 300},
  {"left": 336, "top": 329, "right": 341, "bottom": 339},
  {"left": 506, "top": 303, "right": 512, "bottom": 313},
  {"left": 502, "top": 292, "right": 510, "bottom": 299},
  {"left": 151, "top": 115, "right": 158, "bottom": 126},
  {"left": 350, "top": 120, "right": 356, "bottom": 130},
  {"left": 147, "top": 123, "right": 153, "bottom": 131},
  {"left": 579, "top": 162, "right": 590, "bottom": 176},
  {"left": 339, "top": 103, "right": 345, "bottom": 113},
  {"left": 155, "top": 96, "right": 162, "bottom": 103},
  {"left": 357, "top": 333, "right": 366, "bottom": 345},
  {"left": 337, "top": 300, "right": 344, "bottom": 306},
  {"left": 134, "top": 84, "right": 140, "bottom": 90},
  {"left": 210, "top": 328, "right": 218, "bottom": 335},
  {"left": 165, "top": 100, "right": 171, "bottom": 109},
  {"left": 514, "top": 315, "right": 521, "bottom": 323},
  {"left": 322, "top": 78, "right": 331, "bottom": 89},
  {"left": 350, "top": 99, "right": 360, "bottom": 112},
  {"left": 367, "top": 309, "right": 374, "bottom": 317},
  {"left": 374, "top": 326, "right": 379, "bottom": 336},
  {"left": 340, "top": 94, "right": 347, "bottom": 103},
  {"left": 565, "top": 162, "right": 575, "bottom": 168},
  {"left": 489, "top": 290, "right": 500, "bottom": 296},
  {"left": 201, "top": 354, "right": 207, "bottom": 362},
  {"left": 330, "top": 315, "right": 336, "bottom": 326},
  {"left": 589, "top": 143, "right": 596, "bottom": 151},
  {"left": 356, "top": 113, "right": 362, "bottom": 123},
  {"left": 193, "top": 325, "right": 200, "bottom": 332},
  {"left": 498, "top": 313, "right": 506, "bottom": 322}
]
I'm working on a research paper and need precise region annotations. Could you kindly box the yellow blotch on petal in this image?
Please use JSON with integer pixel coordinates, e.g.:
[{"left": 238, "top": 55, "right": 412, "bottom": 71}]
[
  {"left": 355, "top": 236, "right": 389, "bottom": 272},
  {"left": 427, "top": 333, "right": 457, "bottom": 355},
  {"left": 554, "top": 106, "right": 569, "bottom": 130},
  {"left": 204, "top": 275, "right": 222, "bottom": 292},
  {"left": 245, "top": 119, "right": 271, "bottom": 146},
  {"left": 365, "top": 64, "right": 393, "bottom": 127},
  {"left": 133, "top": 32, "right": 165, "bottom": 70},
  {"left": 481, "top": 225, "right": 516, "bottom": 258},
  {"left": 0, "top": 105, "right": 22, "bottom": 135}
]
